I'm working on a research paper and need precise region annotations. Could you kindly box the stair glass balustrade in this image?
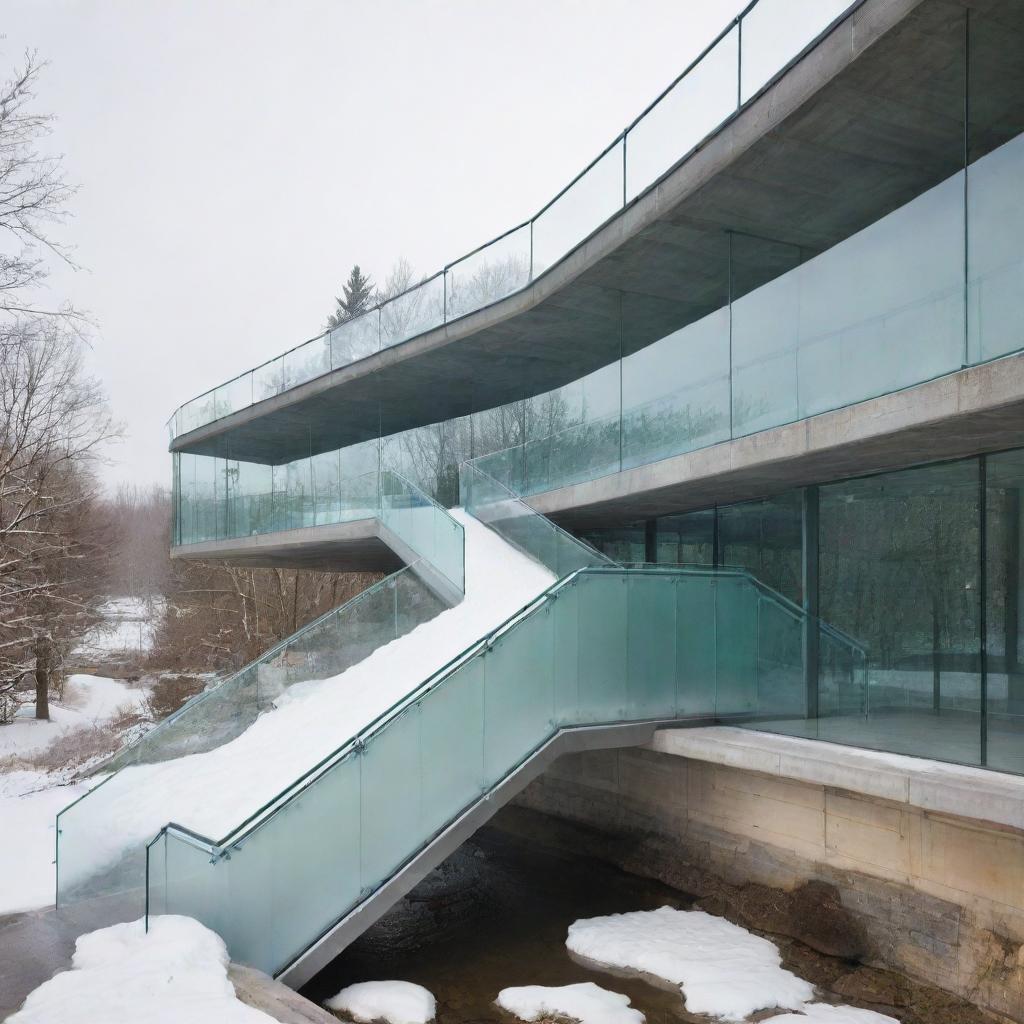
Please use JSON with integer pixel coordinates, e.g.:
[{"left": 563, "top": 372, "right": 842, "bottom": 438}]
[
  {"left": 55, "top": 559, "right": 452, "bottom": 907},
  {"left": 459, "top": 461, "right": 613, "bottom": 575},
  {"left": 144, "top": 563, "right": 865, "bottom": 979}
]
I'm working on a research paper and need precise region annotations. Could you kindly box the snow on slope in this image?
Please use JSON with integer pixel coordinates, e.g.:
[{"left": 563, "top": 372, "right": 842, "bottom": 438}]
[
  {"left": 64, "top": 510, "right": 554, "bottom": 891},
  {"left": 326, "top": 980, "right": 436, "bottom": 1024},
  {"left": 498, "top": 982, "right": 645, "bottom": 1024},
  {"left": 0, "top": 675, "right": 147, "bottom": 759},
  {"left": 7, "top": 916, "right": 273, "bottom": 1024},
  {"left": 0, "top": 771, "right": 90, "bottom": 914},
  {"left": 566, "top": 907, "right": 815, "bottom": 1022}
]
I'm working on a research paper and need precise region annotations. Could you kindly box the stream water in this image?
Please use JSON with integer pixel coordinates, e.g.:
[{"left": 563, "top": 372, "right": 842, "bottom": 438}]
[{"left": 304, "top": 824, "right": 720, "bottom": 1024}]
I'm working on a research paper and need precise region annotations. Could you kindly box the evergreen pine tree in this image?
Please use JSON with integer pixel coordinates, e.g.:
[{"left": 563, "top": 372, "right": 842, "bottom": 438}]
[{"left": 327, "top": 265, "right": 375, "bottom": 329}]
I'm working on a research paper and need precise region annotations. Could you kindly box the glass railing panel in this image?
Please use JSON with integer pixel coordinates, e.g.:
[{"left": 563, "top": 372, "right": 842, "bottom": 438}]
[
  {"left": 461, "top": 461, "right": 611, "bottom": 576},
  {"left": 626, "top": 572, "right": 678, "bottom": 719},
  {"left": 380, "top": 274, "right": 445, "bottom": 351},
  {"left": 675, "top": 573, "right": 717, "bottom": 717},
  {"left": 625, "top": 23, "right": 739, "bottom": 202},
  {"left": 215, "top": 372, "right": 253, "bottom": 419},
  {"left": 419, "top": 657, "right": 485, "bottom": 833},
  {"left": 446, "top": 225, "right": 531, "bottom": 322},
  {"left": 482, "top": 603, "right": 555, "bottom": 782},
  {"left": 575, "top": 572, "right": 628, "bottom": 722},
  {"left": 968, "top": 131, "right": 1024, "bottom": 364},
  {"left": 359, "top": 704, "right": 422, "bottom": 889},
  {"left": 330, "top": 309, "right": 380, "bottom": 368},
  {"left": 379, "top": 471, "right": 465, "bottom": 595},
  {"left": 714, "top": 575, "right": 758, "bottom": 717},
  {"left": 740, "top": 0, "right": 852, "bottom": 102},
  {"left": 532, "top": 138, "right": 624, "bottom": 277},
  {"left": 252, "top": 356, "right": 289, "bottom": 402},
  {"left": 285, "top": 336, "right": 332, "bottom": 389},
  {"left": 621, "top": 307, "right": 730, "bottom": 470},
  {"left": 731, "top": 170, "right": 966, "bottom": 438}
]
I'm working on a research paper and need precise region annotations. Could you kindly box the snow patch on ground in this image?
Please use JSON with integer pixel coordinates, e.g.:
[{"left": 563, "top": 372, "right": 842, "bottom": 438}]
[
  {"left": 8, "top": 915, "right": 272, "bottom": 1023},
  {"left": 0, "top": 674, "right": 147, "bottom": 759},
  {"left": 63, "top": 510, "right": 554, "bottom": 890},
  {"left": 0, "top": 770, "right": 89, "bottom": 914},
  {"left": 497, "top": 982, "right": 644, "bottom": 1024},
  {"left": 75, "top": 596, "right": 163, "bottom": 657},
  {"left": 764, "top": 1007, "right": 900, "bottom": 1023},
  {"left": 566, "top": 907, "right": 815, "bottom": 1022},
  {"left": 325, "top": 980, "right": 436, "bottom": 1024}
]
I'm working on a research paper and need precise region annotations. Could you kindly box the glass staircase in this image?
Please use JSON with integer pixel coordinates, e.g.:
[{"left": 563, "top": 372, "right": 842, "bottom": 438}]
[{"left": 56, "top": 463, "right": 865, "bottom": 989}]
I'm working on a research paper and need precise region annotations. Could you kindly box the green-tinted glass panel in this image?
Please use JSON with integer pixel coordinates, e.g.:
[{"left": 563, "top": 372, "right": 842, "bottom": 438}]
[
  {"left": 576, "top": 573, "right": 628, "bottom": 722},
  {"left": 482, "top": 608, "right": 554, "bottom": 783},
  {"left": 626, "top": 574, "right": 677, "bottom": 719},
  {"left": 360, "top": 708, "right": 421, "bottom": 888}
]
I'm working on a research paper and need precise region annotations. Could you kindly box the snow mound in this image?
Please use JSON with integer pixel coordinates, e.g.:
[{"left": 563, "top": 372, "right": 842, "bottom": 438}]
[
  {"left": 764, "top": 1006, "right": 900, "bottom": 1023},
  {"left": 497, "top": 982, "right": 644, "bottom": 1024},
  {"left": 325, "top": 980, "right": 436, "bottom": 1024},
  {"left": 566, "top": 907, "right": 815, "bottom": 1022},
  {"left": 8, "top": 915, "right": 273, "bottom": 1023}
]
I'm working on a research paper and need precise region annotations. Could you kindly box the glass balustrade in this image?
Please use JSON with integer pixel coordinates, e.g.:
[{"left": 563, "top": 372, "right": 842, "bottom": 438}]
[
  {"left": 173, "top": 461, "right": 464, "bottom": 596},
  {"left": 169, "top": 1, "right": 861, "bottom": 438},
  {"left": 55, "top": 563, "right": 448, "bottom": 908}
]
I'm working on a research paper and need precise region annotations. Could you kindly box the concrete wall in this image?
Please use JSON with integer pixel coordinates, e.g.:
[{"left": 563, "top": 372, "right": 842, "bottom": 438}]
[{"left": 515, "top": 734, "right": 1024, "bottom": 1021}]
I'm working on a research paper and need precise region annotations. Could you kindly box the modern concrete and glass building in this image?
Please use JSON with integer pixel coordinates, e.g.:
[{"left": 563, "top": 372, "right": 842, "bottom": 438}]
[
  {"left": 169, "top": 0, "right": 1024, "bottom": 775},
  {"left": 55, "top": 0, "right": 1024, "bottom": 1018}
]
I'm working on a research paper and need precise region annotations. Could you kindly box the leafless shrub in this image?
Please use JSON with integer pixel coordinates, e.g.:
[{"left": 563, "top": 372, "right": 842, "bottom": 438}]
[{"left": 142, "top": 674, "right": 204, "bottom": 721}]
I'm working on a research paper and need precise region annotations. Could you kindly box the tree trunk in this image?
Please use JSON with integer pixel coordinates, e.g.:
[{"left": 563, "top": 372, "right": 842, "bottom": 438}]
[{"left": 34, "top": 638, "right": 50, "bottom": 720}]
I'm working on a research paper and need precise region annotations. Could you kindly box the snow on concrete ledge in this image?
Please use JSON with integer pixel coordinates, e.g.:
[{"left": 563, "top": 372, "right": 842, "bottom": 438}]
[
  {"left": 7, "top": 916, "right": 273, "bottom": 1023},
  {"left": 325, "top": 981, "right": 436, "bottom": 1024},
  {"left": 647, "top": 726, "right": 1024, "bottom": 831},
  {"left": 566, "top": 907, "right": 814, "bottom": 1022},
  {"left": 497, "top": 982, "right": 644, "bottom": 1024}
]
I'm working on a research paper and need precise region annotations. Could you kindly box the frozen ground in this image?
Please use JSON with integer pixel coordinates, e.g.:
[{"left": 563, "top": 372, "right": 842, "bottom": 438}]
[
  {"left": 326, "top": 980, "right": 436, "bottom": 1024},
  {"left": 0, "top": 770, "right": 90, "bottom": 914},
  {"left": 498, "top": 982, "right": 645, "bottom": 1024},
  {"left": 7, "top": 915, "right": 274, "bottom": 1023},
  {"left": 567, "top": 907, "right": 815, "bottom": 1021},
  {"left": 0, "top": 674, "right": 147, "bottom": 759},
  {"left": 63, "top": 510, "right": 554, "bottom": 891}
]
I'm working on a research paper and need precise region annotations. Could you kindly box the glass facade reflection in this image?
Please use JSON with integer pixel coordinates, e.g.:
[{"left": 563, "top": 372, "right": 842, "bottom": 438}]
[{"left": 578, "top": 451, "right": 1024, "bottom": 773}]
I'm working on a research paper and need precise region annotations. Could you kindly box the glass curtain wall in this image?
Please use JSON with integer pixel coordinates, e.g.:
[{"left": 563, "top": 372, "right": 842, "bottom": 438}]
[{"left": 573, "top": 446, "right": 1024, "bottom": 774}]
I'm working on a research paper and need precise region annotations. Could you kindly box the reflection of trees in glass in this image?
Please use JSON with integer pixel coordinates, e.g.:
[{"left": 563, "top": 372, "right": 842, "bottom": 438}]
[
  {"left": 379, "top": 258, "right": 443, "bottom": 346},
  {"left": 447, "top": 253, "right": 529, "bottom": 321},
  {"left": 819, "top": 470, "right": 981, "bottom": 708}
]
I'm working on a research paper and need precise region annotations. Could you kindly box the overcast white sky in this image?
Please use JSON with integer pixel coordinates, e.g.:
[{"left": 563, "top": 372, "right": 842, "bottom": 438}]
[{"left": 3, "top": 0, "right": 747, "bottom": 488}]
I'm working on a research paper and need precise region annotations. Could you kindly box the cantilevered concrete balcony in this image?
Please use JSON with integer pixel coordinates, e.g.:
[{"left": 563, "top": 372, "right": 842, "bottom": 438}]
[{"left": 168, "top": 0, "right": 1021, "bottom": 468}]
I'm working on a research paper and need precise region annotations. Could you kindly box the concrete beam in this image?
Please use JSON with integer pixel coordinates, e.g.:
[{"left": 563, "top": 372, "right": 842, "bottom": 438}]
[{"left": 648, "top": 725, "right": 1024, "bottom": 831}]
